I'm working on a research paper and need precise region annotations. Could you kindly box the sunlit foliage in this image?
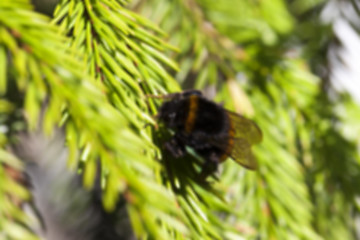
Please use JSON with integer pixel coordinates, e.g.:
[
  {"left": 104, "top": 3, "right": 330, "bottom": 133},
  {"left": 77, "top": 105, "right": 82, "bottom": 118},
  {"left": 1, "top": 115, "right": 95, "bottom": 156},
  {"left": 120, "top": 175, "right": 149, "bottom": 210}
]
[{"left": 1, "top": 0, "right": 360, "bottom": 239}]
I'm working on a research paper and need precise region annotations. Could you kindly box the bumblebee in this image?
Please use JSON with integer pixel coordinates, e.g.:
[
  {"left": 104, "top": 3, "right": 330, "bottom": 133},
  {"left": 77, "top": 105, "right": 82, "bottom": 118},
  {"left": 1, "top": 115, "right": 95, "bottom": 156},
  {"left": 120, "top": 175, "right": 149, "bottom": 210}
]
[{"left": 156, "top": 90, "right": 262, "bottom": 177}]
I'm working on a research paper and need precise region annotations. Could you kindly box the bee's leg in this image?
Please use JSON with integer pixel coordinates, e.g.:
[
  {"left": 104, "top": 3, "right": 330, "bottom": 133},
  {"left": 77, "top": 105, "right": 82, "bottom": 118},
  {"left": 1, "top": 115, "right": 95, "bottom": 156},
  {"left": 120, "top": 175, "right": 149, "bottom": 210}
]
[
  {"left": 199, "top": 151, "right": 219, "bottom": 180},
  {"left": 164, "top": 135, "right": 186, "bottom": 158}
]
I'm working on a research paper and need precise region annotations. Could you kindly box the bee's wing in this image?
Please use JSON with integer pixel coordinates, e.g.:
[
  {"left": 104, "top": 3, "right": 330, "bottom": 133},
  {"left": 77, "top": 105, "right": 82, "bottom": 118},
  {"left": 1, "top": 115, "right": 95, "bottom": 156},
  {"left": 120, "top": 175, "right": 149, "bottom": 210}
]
[
  {"left": 208, "top": 136, "right": 258, "bottom": 170},
  {"left": 229, "top": 138, "right": 257, "bottom": 170},
  {"left": 226, "top": 111, "right": 262, "bottom": 169},
  {"left": 227, "top": 111, "right": 263, "bottom": 145}
]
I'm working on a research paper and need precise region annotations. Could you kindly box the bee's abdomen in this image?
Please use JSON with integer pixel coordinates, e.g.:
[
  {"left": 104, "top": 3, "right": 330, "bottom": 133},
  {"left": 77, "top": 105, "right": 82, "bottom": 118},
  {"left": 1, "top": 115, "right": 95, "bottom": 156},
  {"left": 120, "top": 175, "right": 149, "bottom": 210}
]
[{"left": 190, "top": 98, "right": 227, "bottom": 134}]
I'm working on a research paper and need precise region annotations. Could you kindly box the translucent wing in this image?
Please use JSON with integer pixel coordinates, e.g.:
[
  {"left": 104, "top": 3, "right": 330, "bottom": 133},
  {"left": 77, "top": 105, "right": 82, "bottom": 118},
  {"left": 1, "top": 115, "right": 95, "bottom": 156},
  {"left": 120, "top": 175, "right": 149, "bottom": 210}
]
[
  {"left": 227, "top": 111, "right": 263, "bottom": 145},
  {"left": 207, "top": 136, "right": 258, "bottom": 170},
  {"left": 226, "top": 111, "right": 262, "bottom": 169},
  {"left": 229, "top": 138, "right": 257, "bottom": 170}
]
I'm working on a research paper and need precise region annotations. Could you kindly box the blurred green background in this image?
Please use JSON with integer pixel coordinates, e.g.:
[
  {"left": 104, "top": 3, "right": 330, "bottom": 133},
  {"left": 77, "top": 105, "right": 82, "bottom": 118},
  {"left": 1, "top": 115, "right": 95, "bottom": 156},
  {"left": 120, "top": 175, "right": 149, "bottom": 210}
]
[{"left": 1, "top": 0, "right": 360, "bottom": 239}]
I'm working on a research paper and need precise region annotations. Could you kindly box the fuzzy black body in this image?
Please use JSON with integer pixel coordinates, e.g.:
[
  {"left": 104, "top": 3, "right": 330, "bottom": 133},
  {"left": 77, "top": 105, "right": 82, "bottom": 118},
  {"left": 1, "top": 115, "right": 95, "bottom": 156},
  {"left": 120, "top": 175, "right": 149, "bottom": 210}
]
[{"left": 157, "top": 90, "right": 262, "bottom": 176}]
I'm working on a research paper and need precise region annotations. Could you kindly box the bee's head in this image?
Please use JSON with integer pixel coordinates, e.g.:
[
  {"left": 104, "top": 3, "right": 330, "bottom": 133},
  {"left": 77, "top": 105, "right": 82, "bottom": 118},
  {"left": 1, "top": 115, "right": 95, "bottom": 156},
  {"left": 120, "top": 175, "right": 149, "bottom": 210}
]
[{"left": 158, "top": 100, "right": 180, "bottom": 128}]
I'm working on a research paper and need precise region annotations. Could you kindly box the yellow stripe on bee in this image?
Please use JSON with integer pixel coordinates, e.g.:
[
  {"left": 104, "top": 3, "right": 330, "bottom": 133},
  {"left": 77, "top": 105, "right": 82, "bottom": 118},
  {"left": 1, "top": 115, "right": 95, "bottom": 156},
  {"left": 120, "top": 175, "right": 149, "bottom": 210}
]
[
  {"left": 220, "top": 115, "right": 235, "bottom": 162},
  {"left": 185, "top": 95, "right": 199, "bottom": 133}
]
